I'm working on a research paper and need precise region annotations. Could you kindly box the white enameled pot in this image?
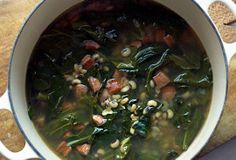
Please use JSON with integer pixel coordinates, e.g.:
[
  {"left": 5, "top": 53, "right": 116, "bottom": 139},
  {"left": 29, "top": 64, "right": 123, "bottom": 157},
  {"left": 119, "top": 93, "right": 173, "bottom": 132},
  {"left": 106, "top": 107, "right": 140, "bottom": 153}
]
[{"left": 0, "top": 0, "right": 236, "bottom": 159}]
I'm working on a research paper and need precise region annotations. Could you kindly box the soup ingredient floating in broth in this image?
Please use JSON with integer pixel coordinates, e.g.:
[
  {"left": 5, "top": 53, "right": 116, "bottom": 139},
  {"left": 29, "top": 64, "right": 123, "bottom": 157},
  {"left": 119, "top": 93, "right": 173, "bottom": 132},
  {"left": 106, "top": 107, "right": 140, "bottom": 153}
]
[{"left": 26, "top": 0, "right": 213, "bottom": 159}]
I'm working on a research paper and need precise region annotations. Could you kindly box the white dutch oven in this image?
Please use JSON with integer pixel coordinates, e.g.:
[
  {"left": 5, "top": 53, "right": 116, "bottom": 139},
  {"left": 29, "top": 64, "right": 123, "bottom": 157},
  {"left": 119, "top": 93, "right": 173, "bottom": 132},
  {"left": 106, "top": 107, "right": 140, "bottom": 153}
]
[{"left": 0, "top": 0, "right": 236, "bottom": 159}]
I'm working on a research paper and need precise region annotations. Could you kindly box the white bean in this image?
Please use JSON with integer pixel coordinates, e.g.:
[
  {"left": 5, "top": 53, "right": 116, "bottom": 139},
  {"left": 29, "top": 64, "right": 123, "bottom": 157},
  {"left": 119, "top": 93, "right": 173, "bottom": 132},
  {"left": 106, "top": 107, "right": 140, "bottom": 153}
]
[
  {"left": 167, "top": 109, "right": 174, "bottom": 119},
  {"left": 155, "top": 112, "right": 162, "bottom": 118},
  {"left": 92, "top": 54, "right": 100, "bottom": 60},
  {"left": 129, "top": 80, "right": 137, "bottom": 90},
  {"left": 109, "top": 100, "right": 118, "bottom": 108},
  {"left": 121, "top": 47, "right": 131, "bottom": 57},
  {"left": 130, "top": 127, "right": 135, "bottom": 135},
  {"left": 72, "top": 79, "right": 81, "bottom": 85},
  {"left": 102, "top": 108, "right": 113, "bottom": 116},
  {"left": 130, "top": 114, "right": 139, "bottom": 121},
  {"left": 110, "top": 139, "right": 120, "bottom": 149},
  {"left": 74, "top": 64, "right": 82, "bottom": 72},
  {"left": 121, "top": 86, "right": 130, "bottom": 93},
  {"left": 120, "top": 97, "right": 129, "bottom": 105},
  {"left": 149, "top": 80, "right": 155, "bottom": 88},
  {"left": 97, "top": 148, "right": 105, "bottom": 156},
  {"left": 147, "top": 100, "right": 158, "bottom": 107},
  {"left": 130, "top": 104, "right": 137, "bottom": 112},
  {"left": 112, "top": 94, "right": 121, "bottom": 100}
]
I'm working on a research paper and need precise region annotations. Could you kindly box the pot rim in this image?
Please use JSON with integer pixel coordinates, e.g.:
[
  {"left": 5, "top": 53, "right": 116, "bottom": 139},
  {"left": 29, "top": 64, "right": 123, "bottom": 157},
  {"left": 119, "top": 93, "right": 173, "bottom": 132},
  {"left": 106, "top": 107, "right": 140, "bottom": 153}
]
[{"left": 7, "top": 0, "right": 228, "bottom": 159}]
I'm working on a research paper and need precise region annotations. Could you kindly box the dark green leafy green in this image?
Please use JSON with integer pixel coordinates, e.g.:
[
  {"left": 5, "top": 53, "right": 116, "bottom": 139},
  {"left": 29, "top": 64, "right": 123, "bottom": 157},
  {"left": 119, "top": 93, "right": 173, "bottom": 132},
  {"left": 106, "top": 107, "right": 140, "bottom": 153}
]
[
  {"left": 134, "top": 45, "right": 167, "bottom": 64},
  {"left": 169, "top": 54, "right": 199, "bottom": 70},
  {"left": 46, "top": 96, "right": 94, "bottom": 135},
  {"left": 26, "top": 1, "right": 213, "bottom": 159},
  {"left": 73, "top": 24, "right": 118, "bottom": 43},
  {"left": 47, "top": 75, "right": 70, "bottom": 116},
  {"left": 67, "top": 125, "right": 107, "bottom": 146},
  {"left": 173, "top": 72, "right": 212, "bottom": 87},
  {"left": 33, "top": 79, "right": 50, "bottom": 91},
  {"left": 175, "top": 109, "right": 203, "bottom": 150}
]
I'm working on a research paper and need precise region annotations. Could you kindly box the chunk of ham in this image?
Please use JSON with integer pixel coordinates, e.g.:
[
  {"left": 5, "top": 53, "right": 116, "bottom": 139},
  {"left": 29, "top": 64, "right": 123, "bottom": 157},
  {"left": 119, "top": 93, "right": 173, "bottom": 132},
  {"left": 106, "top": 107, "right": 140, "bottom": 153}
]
[
  {"left": 74, "top": 84, "right": 88, "bottom": 98},
  {"left": 81, "top": 54, "right": 95, "bottom": 70},
  {"left": 106, "top": 79, "right": 123, "bottom": 94},
  {"left": 76, "top": 144, "right": 91, "bottom": 156},
  {"left": 153, "top": 71, "right": 170, "bottom": 89},
  {"left": 161, "top": 85, "right": 176, "bottom": 101},
  {"left": 56, "top": 141, "right": 72, "bottom": 157},
  {"left": 83, "top": 40, "right": 100, "bottom": 50},
  {"left": 88, "top": 77, "right": 101, "bottom": 93},
  {"left": 163, "top": 34, "right": 175, "bottom": 48},
  {"left": 92, "top": 115, "right": 106, "bottom": 126}
]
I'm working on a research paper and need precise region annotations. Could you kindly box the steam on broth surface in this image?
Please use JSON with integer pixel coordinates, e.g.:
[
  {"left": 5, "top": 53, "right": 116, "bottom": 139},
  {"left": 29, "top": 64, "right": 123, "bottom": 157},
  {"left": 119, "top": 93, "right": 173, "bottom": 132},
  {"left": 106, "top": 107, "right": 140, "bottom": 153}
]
[{"left": 26, "top": 0, "right": 212, "bottom": 159}]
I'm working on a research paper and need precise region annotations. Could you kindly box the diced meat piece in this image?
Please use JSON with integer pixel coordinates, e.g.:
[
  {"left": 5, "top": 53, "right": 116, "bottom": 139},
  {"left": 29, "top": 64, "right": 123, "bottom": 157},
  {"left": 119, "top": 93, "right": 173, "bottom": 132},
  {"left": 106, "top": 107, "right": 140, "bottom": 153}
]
[
  {"left": 88, "top": 77, "right": 101, "bottom": 93},
  {"left": 161, "top": 86, "right": 176, "bottom": 101},
  {"left": 113, "top": 70, "right": 128, "bottom": 79},
  {"left": 100, "top": 89, "right": 110, "bottom": 102},
  {"left": 153, "top": 71, "right": 170, "bottom": 89},
  {"left": 81, "top": 54, "right": 95, "bottom": 70},
  {"left": 106, "top": 79, "right": 123, "bottom": 94},
  {"left": 56, "top": 141, "right": 72, "bottom": 157},
  {"left": 164, "top": 34, "right": 175, "bottom": 48},
  {"left": 76, "top": 144, "right": 91, "bottom": 156},
  {"left": 155, "top": 29, "right": 166, "bottom": 43},
  {"left": 63, "top": 131, "right": 72, "bottom": 139},
  {"left": 74, "top": 124, "right": 85, "bottom": 132},
  {"left": 83, "top": 40, "right": 101, "bottom": 50},
  {"left": 74, "top": 84, "right": 88, "bottom": 98},
  {"left": 130, "top": 40, "right": 142, "bottom": 48},
  {"left": 62, "top": 101, "right": 75, "bottom": 110},
  {"left": 92, "top": 115, "right": 106, "bottom": 126}
]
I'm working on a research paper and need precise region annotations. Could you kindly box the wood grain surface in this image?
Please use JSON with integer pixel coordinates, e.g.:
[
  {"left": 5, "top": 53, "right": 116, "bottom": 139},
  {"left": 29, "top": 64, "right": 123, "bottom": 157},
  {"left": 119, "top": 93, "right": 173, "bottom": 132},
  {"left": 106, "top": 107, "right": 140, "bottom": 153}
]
[{"left": 0, "top": 0, "right": 235, "bottom": 159}]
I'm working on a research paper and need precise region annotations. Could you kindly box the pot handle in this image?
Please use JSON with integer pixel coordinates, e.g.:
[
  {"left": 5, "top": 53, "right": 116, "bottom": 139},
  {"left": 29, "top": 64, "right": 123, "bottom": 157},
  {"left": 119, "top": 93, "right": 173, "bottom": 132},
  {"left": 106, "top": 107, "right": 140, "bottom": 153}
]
[
  {"left": 194, "top": 0, "right": 236, "bottom": 63},
  {"left": 0, "top": 91, "right": 39, "bottom": 160}
]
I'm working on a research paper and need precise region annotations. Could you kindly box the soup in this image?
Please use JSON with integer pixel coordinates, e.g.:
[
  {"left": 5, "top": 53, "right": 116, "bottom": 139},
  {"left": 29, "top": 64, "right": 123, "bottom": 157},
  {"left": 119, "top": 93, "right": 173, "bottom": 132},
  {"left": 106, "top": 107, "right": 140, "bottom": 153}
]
[{"left": 26, "top": 0, "right": 212, "bottom": 159}]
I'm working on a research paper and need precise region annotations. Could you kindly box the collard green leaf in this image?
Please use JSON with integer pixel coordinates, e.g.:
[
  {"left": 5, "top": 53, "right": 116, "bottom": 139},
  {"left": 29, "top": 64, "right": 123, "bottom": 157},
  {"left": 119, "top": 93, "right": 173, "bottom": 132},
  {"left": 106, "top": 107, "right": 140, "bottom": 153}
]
[
  {"left": 47, "top": 75, "right": 70, "bottom": 114},
  {"left": 33, "top": 79, "right": 50, "bottom": 91},
  {"left": 73, "top": 23, "right": 118, "bottom": 43},
  {"left": 169, "top": 54, "right": 199, "bottom": 70},
  {"left": 134, "top": 44, "right": 167, "bottom": 64},
  {"left": 116, "top": 62, "right": 139, "bottom": 73},
  {"left": 67, "top": 125, "right": 107, "bottom": 146},
  {"left": 173, "top": 72, "right": 212, "bottom": 87},
  {"left": 46, "top": 96, "right": 94, "bottom": 135},
  {"left": 182, "top": 47, "right": 201, "bottom": 69},
  {"left": 175, "top": 109, "right": 203, "bottom": 150}
]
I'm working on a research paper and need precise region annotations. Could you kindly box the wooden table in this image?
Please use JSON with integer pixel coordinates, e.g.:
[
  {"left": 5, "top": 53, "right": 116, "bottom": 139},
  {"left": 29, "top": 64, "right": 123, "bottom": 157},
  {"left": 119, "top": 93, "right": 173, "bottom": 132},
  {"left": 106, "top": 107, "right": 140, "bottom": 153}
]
[{"left": 0, "top": 0, "right": 236, "bottom": 159}]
